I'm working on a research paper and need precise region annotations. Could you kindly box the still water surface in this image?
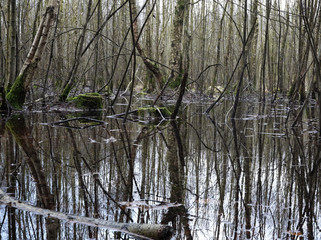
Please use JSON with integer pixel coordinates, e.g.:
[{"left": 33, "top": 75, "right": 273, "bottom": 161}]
[{"left": 0, "top": 98, "right": 320, "bottom": 239}]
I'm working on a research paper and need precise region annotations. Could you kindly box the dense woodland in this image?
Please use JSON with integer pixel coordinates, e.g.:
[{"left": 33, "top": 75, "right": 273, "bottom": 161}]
[
  {"left": 1, "top": 1, "right": 321, "bottom": 239},
  {"left": 0, "top": 0, "right": 321, "bottom": 112}
]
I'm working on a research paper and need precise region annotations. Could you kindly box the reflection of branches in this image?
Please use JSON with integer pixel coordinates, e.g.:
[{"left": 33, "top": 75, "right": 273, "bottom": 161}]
[
  {"left": 66, "top": 125, "right": 132, "bottom": 221},
  {"left": 48, "top": 117, "right": 106, "bottom": 129},
  {"left": 171, "top": 73, "right": 188, "bottom": 120},
  {"left": 0, "top": 188, "right": 173, "bottom": 240},
  {"left": 6, "top": 115, "right": 59, "bottom": 239},
  {"left": 184, "top": 120, "right": 220, "bottom": 152},
  {"left": 205, "top": 115, "right": 235, "bottom": 175},
  {"left": 161, "top": 120, "right": 192, "bottom": 239},
  {"left": 291, "top": 127, "right": 319, "bottom": 238},
  {"left": 171, "top": 121, "right": 185, "bottom": 167},
  {"left": 6, "top": 116, "right": 55, "bottom": 210}
]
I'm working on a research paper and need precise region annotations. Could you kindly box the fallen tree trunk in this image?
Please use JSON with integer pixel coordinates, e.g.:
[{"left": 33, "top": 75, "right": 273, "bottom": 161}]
[{"left": 0, "top": 189, "right": 173, "bottom": 240}]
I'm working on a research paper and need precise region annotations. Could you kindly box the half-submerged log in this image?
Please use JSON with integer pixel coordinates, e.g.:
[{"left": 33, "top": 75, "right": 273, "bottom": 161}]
[
  {"left": 0, "top": 189, "right": 173, "bottom": 240},
  {"left": 67, "top": 92, "right": 103, "bottom": 110}
]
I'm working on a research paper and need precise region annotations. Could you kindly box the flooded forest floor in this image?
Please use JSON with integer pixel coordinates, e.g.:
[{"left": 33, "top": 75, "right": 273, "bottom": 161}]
[{"left": 1, "top": 93, "right": 321, "bottom": 239}]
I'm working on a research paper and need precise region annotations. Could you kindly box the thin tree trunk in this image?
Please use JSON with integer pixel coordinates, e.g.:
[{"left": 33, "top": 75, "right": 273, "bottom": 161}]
[
  {"left": 93, "top": 0, "right": 102, "bottom": 92},
  {"left": 260, "top": 0, "right": 271, "bottom": 102},
  {"left": 8, "top": 0, "right": 17, "bottom": 86},
  {"left": 129, "top": 0, "right": 163, "bottom": 92},
  {"left": 169, "top": 0, "right": 189, "bottom": 83},
  {"left": 213, "top": 1, "right": 228, "bottom": 91},
  {"left": 60, "top": 0, "right": 93, "bottom": 101}
]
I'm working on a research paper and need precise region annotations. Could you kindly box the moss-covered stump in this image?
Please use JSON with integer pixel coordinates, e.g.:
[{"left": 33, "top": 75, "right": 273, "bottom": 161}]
[
  {"left": 67, "top": 93, "right": 103, "bottom": 110},
  {"left": 137, "top": 106, "right": 171, "bottom": 119},
  {"left": 6, "top": 74, "right": 26, "bottom": 110}
]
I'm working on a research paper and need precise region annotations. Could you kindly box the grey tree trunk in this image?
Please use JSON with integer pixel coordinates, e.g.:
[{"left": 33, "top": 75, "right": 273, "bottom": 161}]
[
  {"left": 169, "top": 0, "right": 190, "bottom": 86},
  {"left": 5, "top": 0, "right": 58, "bottom": 110},
  {"left": 60, "top": 0, "right": 93, "bottom": 101}
]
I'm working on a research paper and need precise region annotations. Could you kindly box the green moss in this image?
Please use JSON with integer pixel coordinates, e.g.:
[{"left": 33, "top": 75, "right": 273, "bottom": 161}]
[
  {"left": 137, "top": 88, "right": 147, "bottom": 97},
  {"left": 60, "top": 84, "right": 72, "bottom": 101},
  {"left": 67, "top": 92, "right": 103, "bottom": 110},
  {"left": 177, "top": 0, "right": 186, "bottom": 10},
  {"left": 168, "top": 75, "right": 182, "bottom": 89},
  {"left": 103, "top": 85, "right": 113, "bottom": 96},
  {"left": 5, "top": 114, "right": 25, "bottom": 145},
  {"left": 6, "top": 74, "right": 26, "bottom": 110},
  {"left": 287, "top": 85, "right": 294, "bottom": 97},
  {"left": 137, "top": 106, "right": 171, "bottom": 118}
]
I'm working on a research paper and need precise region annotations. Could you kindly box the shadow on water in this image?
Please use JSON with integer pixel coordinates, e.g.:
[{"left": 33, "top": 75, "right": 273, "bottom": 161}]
[{"left": 0, "top": 98, "right": 321, "bottom": 239}]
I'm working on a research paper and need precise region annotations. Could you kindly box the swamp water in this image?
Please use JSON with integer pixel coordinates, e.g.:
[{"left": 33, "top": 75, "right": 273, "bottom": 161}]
[{"left": 0, "top": 97, "right": 321, "bottom": 239}]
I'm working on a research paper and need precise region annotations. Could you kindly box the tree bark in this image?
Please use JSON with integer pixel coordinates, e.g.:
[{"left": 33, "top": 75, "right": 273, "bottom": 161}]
[
  {"left": 60, "top": 0, "right": 93, "bottom": 101},
  {"left": 129, "top": 0, "right": 163, "bottom": 91},
  {"left": 169, "top": 0, "right": 189, "bottom": 84},
  {"left": 5, "top": 0, "right": 58, "bottom": 110}
]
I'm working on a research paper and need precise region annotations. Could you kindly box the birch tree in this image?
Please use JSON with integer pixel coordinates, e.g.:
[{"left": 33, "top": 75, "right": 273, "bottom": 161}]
[{"left": 5, "top": 0, "right": 59, "bottom": 110}]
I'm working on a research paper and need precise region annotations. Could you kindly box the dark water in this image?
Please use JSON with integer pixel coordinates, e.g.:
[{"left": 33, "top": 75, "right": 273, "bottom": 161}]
[{"left": 1, "top": 98, "right": 321, "bottom": 239}]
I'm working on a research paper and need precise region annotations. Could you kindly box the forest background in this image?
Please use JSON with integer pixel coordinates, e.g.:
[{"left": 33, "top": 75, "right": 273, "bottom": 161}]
[{"left": 0, "top": 0, "right": 321, "bottom": 114}]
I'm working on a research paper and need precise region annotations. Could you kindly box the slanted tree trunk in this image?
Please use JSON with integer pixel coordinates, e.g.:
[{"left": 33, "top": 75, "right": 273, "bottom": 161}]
[{"left": 5, "top": 0, "right": 58, "bottom": 110}]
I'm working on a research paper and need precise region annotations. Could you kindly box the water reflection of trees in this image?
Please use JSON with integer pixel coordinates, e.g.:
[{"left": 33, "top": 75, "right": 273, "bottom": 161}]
[
  {"left": 5, "top": 115, "right": 59, "bottom": 240},
  {"left": 0, "top": 101, "right": 321, "bottom": 239}
]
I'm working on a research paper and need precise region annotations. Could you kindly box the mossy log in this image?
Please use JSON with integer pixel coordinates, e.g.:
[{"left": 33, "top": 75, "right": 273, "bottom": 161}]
[
  {"left": 67, "top": 92, "right": 103, "bottom": 110},
  {"left": 0, "top": 188, "right": 173, "bottom": 240},
  {"left": 137, "top": 106, "right": 171, "bottom": 119}
]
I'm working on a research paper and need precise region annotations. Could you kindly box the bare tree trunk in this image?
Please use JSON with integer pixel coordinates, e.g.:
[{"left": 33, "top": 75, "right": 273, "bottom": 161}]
[
  {"left": 213, "top": 1, "right": 228, "bottom": 91},
  {"left": 60, "top": 0, "right": 93, "bottom": 101},
  {"left": 276, "top": 6, "right": 289, "bottom": 96},
  {"left": 5, "top": 0, "right": 58, "bottom": 110},
  {"left": 93, "top": 0, "right": 102, "bottom": 92},
  {"left": 169, "top": 0, "right": 189, "bottom": 85},
  {"left": 129, "top": 0, "right": 163, "bottom": 92},
  {"left": 0, "top": 2, "right": 4, "bottom": 82},
  {"left": 260, "top": 0, "right": 271, "bottom": 102},
  {"left": 1, "top": 0, "right": 17, "bottom": 110},
  {"left": 7, "top": 0, "right": 17, "bottom": 87},
  {"left": 249, "top": 0, "right": 259, "bottom": 89}
]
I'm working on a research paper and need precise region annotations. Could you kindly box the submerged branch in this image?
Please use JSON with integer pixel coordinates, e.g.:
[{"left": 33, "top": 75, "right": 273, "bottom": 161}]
[{"left": 0, "top": 189, "right": 173, "bottom": 240}]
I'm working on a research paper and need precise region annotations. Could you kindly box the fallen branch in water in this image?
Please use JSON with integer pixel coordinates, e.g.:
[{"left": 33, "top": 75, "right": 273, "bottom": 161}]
[{"left": 0, "top": 189, "right": 173, "bottom": 240}]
